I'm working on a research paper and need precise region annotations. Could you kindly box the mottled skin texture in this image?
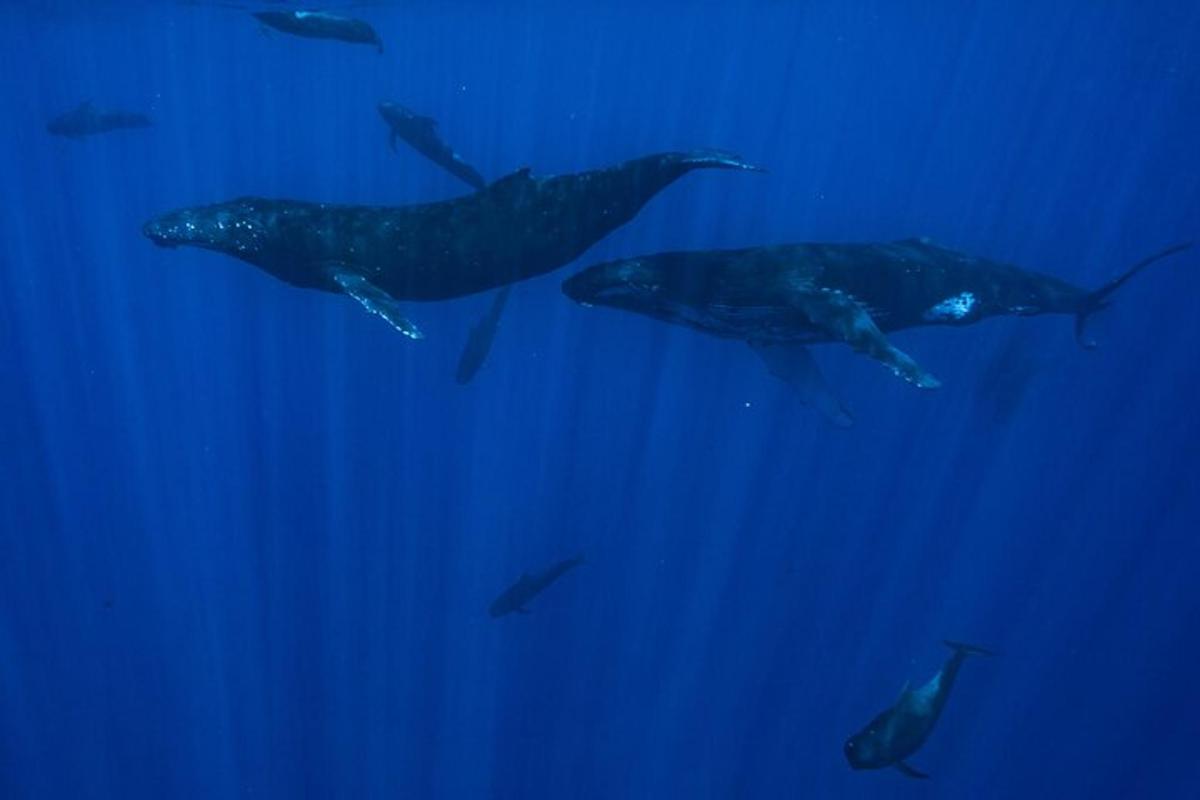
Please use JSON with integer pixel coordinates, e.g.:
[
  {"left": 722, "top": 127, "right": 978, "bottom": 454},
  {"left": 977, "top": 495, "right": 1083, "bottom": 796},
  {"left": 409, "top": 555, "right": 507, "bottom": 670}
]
[
  {"left": 253, "top": 10, "right": 383, "bottom": 52},
  {"left": 844, "top": 641, "right": 993, "bottom": 779},
  {"left": 379, "top": 102, "right": 486, "bottom": 190},
  {"left": 489, "top": 556, "right": 583, "bottom": 618},
  {"left": 143, "top": 151, "right": 760, "bottom": 302},
  {"left": 47, "top": 102, "right": 151, "bottom": 138},
  {"left": 565, "top": 240, "right": 1089, "bottom": 341},
  {"left": 563, "top": 239, "right": 1188, "bottom": 388}
]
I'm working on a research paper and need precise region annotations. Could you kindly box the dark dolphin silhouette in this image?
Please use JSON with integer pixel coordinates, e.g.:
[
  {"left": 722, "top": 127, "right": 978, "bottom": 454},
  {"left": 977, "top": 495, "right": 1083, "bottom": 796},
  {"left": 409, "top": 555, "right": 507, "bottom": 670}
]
[
  {"left": 47, "top": 102, "right": 151, "bottom": 138},
  {"left": 844, "top": 640, "right": 995, "bottom": 779},
  {"left": 253, "top": 10, "right": 383, "bottom": 52},
  {"left": 379, "top": 101, "right": 486, "bottom": 190},
  {"left": 490, "top": 556, "right": 584, "bottom": 617}
]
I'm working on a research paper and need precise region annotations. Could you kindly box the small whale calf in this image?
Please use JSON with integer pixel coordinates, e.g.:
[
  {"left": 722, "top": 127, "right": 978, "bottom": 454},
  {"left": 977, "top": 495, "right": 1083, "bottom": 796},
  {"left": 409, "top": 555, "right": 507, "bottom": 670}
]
[
  {"left": 143, "top": 150, "right": 761, "bottom": 340},
  {"left": 379, "top": 102, "right": 487, "bottom": 191},
  {"left": 844, "top": 640, "right": 995, "bottom": 779},
  {"left": 490, "top": 555, "right": 584, "bottom": 617},
  {"left": 47, "top": 101, "right": 151, "bottom": 139},
  {"left": 563, "top": 239, "right": 1190, "bottom": 423},
  {"left": 253, "top": 10, "right": 383, "bottom": 53}
]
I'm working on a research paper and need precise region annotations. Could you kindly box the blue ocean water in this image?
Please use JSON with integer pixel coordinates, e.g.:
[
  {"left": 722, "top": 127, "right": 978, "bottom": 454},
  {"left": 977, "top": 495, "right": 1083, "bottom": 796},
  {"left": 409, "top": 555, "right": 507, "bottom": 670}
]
[{"left": 2, "top": 1, "right": 1198, "bottom": 797}]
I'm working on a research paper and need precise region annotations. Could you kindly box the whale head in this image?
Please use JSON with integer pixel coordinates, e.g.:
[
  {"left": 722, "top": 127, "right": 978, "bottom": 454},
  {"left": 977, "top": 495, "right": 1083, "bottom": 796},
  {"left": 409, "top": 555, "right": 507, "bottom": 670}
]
[
  {"left": 143, "top": 198, "right": 273, "bottom": 262},
  {"left": 843, "top": 727, "right": 887, "bottom": 770},
  {"left": 563, "top": 254, "right": 751, "bottom": 336},
  {"left": 562, "top": 258, "right": 670, "bottom": 311}
]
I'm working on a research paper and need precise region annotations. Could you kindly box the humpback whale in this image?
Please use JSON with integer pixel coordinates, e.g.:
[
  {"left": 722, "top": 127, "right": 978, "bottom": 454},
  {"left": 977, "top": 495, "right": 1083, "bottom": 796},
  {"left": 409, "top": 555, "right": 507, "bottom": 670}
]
[
  {"left": 562, "top": 239, "right": 1190, "bottom": 422},
  {"left": 47, "top": 102, "right": 151, "bottom": 139},
  {"left": 253, "top": 10, "right": 383, "bottom": 52},
  {"left": 490, "top": 555, "right": 584, "bottom": 617},
  {"left": 844, "top": 641, "right": 995, "bottom": 779},
  {"left": 143, "top": 150, "right": 761, "bottom": 340},
  {"left": 379, "top": 102, "right": 486, "bottom": 191}
]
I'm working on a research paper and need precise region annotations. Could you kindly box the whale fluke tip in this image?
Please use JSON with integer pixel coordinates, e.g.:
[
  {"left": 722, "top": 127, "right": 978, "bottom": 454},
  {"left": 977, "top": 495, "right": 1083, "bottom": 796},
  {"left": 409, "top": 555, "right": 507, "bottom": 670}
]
[{"left": 680, "top": 149, "right": 766, "bottom": 173}]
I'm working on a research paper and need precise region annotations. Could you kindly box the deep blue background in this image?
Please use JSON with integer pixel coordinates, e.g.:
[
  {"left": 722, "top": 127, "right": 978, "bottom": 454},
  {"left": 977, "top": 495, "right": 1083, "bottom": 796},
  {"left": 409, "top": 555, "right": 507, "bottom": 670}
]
[{"left": 2, "top": 2, "right": 1198, "bottom": 797}]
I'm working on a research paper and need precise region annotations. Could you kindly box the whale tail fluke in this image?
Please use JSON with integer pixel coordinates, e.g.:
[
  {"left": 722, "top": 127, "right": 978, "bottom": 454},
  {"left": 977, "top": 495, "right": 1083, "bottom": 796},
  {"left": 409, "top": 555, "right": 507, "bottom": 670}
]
[
  {"left": 678, "top": 149, "right": 766, "bottom": 173},
  {"left": 943, "top": 640, "right": 997, "bottom": 658},
  {"left": 1074, "top": 242, "right": 1191, "bottom": 349}
]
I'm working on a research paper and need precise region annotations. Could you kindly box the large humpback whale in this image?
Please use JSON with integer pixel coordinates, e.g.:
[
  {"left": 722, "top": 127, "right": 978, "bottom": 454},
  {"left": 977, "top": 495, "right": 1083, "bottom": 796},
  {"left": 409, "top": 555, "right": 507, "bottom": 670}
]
[
  {"left": 844, "top": 641, "right": 995, "bottom": 779},
  {"left": 562, "top": 239, "right": 1189, "bottom": 422},
  {"left": 143, "top": 150, "right": 760, "bottom": 340},
  {"left": 253, "top": 10, "right": 383, "bottom": 52}
]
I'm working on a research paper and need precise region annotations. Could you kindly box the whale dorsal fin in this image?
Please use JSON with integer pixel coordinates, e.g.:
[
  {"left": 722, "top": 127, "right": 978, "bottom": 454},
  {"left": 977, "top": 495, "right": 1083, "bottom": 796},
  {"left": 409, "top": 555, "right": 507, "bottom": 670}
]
[
  {"left": 487, "top": 167, "right": 534, "bottom": 196},
  {"left": 328, "top": 267, "right": 423, "bottom": 340}
]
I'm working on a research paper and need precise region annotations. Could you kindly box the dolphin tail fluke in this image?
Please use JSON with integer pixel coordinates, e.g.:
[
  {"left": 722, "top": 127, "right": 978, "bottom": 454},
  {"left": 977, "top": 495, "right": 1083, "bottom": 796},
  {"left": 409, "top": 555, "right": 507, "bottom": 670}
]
[
  {"left": 895, "top": 761, "right": 930, "bottom": 780},
  {"left": 1074, "top": 242, "right": 1191, "bottom": 349},
  {"left": 943, "top": 640, "right": 997, "bottom": 658},
  {"left": 677, "top": 149, "right": 766, "bottom": 173}
]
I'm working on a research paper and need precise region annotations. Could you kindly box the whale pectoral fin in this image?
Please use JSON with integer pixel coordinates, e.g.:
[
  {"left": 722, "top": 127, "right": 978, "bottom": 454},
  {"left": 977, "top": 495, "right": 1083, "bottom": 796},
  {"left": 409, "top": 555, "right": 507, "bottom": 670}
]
[
  {"left": 748, "top": 341, "right": 853, "bottom": 427},
  {"left": 896, "top": 761, "right": 930, "bottom": 780},
  {"left": 330, "top": 269, "right": 423, "bottom": 340},
  {"left": 793, "top": 289, "right": 940, "bottom": 390}
]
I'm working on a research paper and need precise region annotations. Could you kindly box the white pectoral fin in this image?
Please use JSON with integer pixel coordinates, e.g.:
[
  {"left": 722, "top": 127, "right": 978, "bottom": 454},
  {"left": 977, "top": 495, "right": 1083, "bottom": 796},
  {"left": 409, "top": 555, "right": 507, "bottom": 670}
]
[
  {"left": 330, "top": 269, "right": 423, "bottom": 340},
  {"left": 749, "top": 341, "right": 853, "bottom": 427}
]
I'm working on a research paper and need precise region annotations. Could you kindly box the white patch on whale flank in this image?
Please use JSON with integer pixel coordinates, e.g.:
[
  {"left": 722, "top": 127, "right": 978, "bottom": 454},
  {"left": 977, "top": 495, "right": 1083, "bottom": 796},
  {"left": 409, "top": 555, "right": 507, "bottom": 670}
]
[{"left": 924, "top": 291, "right": 976, "bottom": 321}]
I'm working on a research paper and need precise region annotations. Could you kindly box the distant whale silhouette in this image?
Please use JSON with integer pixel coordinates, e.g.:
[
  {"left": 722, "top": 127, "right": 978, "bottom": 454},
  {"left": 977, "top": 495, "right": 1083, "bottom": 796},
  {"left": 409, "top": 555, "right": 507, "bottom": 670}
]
[
  {"left": 253, "top": 10, "right": 383, "bottom": 53},
  {"left": 47, "top": 102, "right": 151, "bottom": 139},
  {"left": 379, "top": 101, "right": 486, "bottom": 190},
  {"left": 845, "top": 640, "right": 995, "bottom": 779},
  {"left": 143, "top": 150, "right": 761, "bottom": 340},
  {"left": 563, "top": 239, "right": 1190, "bottom": 423},
  {"left": 490, "top": 555, "right": 583, "bottom": 617}
]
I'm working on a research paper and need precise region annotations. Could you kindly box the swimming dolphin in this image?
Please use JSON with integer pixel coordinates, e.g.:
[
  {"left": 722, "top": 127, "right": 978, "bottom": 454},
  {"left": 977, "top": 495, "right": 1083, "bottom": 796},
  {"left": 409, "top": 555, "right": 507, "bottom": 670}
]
[
  {"left": 379, "top": 101, "right": 486, "bottom": 191},
  {"left": 253, "top": 10, "right": 383, "bottom": 52},
  {"left": 489, "top": 555, "right": 584, "bottom": 618},
  {"left": 844, "top": 640, "right": 995, "bottom": 779},
  {"left": 47, "top": 102, "right": 151, "bottom": 139},
  {"left": 456, "top": 286, "right": 511, "bottom": 384},
  {"left": 562, "top": 239, "right": 1190, "bottom": 421},
  {"left": 143, "top": 150, "right": 761, "bottom": 340}
]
